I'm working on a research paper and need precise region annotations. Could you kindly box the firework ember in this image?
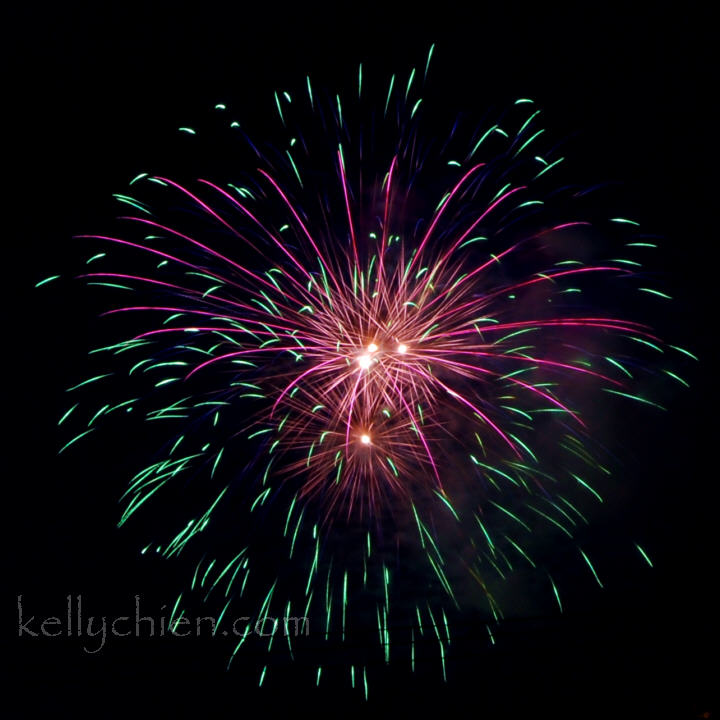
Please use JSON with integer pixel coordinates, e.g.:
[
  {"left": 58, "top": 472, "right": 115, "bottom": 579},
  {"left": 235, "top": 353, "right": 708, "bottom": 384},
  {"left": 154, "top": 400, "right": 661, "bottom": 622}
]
[{"left": 39, "top": 47, "right": 692, "bottom": 694}]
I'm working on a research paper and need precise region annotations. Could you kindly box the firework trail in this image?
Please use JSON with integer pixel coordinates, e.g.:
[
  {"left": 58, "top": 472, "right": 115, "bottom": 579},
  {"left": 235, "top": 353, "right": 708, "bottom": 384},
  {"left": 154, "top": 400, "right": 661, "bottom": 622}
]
[{"left": 38, "top": 47, "right": 693, "bottom": 693}]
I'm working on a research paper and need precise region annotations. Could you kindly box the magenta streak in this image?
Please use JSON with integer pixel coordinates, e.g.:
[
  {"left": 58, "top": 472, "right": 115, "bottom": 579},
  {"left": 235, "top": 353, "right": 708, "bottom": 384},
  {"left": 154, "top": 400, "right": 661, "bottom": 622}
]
[
  {"left": 539, "top": 221, "right": 592, "bottom": 234},
  {"left": 271, "top": 356, "right": 344, "bottom": 416},
  {"left": 118, "top": 216, "right": 299, "bottom": 304},
  {"left": 416, "top": 348, "right": 622, "bottom": 386},
  {"left": 409, "top": 163, "right": 486, "bottom": 273},
  {"left": 88, "top": 278, "right": 313, "bottom": 337},
  {"left": 421, "top": 240, "right": 524, "bottom": 316},
  {"left": 196, "top": 179, "right": 321, "bottom": 298},
  {"left": 418, "top": 220, "right": 591, "bottom": 313},
  {"left": 464, "top": 316, "right": 650, "bottom": 330},
  {"left": 83, "top": 269, "right": 312, "bottom": 331},
  {"left": 337, "top": 149, "right": 359, "bottom": 272},
  {"left": 79, "top": 273, "right": 185, "bottom": 292},
  {"left": 371, "top": 156, "right": 398, "bottom": 322},
  {"left": 138, "top": 328, "right": 333, "bottom": 354},
  {"left": 411, "top": 365, "right": 521, "bottom": 457},
  {"left": 154, "top": 177, "right": 256, "bottom": 247},
  {"left": 424, "top": 354, "right": 584, "bottom": 426},
  {"left": 438, "top": 186, "right": 527, "bottom": 267},
  {"left": 378, "top": 155, "right": 397, "bottom": 281},
  {"left": 113, "top": 316, "right": 320, "bottom": 344},
  {"left": 184, "top": 346, "right": 336, "bottom": 381},
  {"left": 75, "top": 235, "right": 224, "bottom": 278},
  {"left": 258, "top": 169, "right": 343, "bottom": 294},
  {"left": 426, "top": 266, "right": 630, "bottom": 327},
  {"left": 483, "top": 266, "right": 630, "bottom": 301},
  {"left": 81, "top": 272, "right": 247, "bottom": 309},
  {"left": 425, "top": 320, "right": 657, "bottom": 343}
]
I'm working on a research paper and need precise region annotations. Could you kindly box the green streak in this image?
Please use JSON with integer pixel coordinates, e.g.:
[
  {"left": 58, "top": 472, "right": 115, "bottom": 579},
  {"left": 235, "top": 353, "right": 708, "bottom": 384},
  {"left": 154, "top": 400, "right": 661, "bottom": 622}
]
[
  {"left": 433, "top": 491, "right": 460, "bottom": 521},
  {"left": 549, "top": 574, "right": 563, "bottom": 612},
  {"left": 669, "top": 345, "right": 698, "bottom": 361},
  {"left": 384, "top": 74, "right": 395, "bottom": 116},
  {"left": 571, "top": 473, "right": 603, "bottom": 503},
  {"left": 635, "top": 543, "right": 653, "bottom": 567},
  {"left": 424, "top": 43, "right": 435, "bottom": 79},
  {"left": 639, "top": 287, "right": 672, "bottom": 300},
  {"left": 58, "top": 428, "right": 94, "bottom": 454},
  {"left": 66, "top": 374, "right": 113, "bottom": 392},
  {"left": 663, "top": 370, "right": 689, "bottom": 387},
  {"left": 58, "top": 403, "right": 79, "bottom": 426},
  {"left": 579, "top": 548, "right": 603, "bottom": 588},
  {"left": 605, "top": 356, "right": 633, "bottom": 378},
  {"left": 35, "top": 275, "right": 60, "bottom": 287},
  {"left": 603, "top": 388, "right": 666, "bottom": 410}
]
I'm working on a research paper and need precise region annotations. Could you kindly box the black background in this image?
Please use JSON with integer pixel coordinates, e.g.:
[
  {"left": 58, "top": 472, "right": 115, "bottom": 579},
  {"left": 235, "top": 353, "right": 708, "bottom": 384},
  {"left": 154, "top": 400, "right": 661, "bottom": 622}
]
[{"left": 8, "top": 3, "right": 716, "bottom": 717}]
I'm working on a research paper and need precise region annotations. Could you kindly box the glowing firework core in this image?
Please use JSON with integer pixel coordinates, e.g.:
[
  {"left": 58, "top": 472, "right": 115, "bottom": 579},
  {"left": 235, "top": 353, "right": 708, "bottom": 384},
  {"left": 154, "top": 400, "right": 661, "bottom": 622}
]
[
  {"left": 397, "top": 343, "right": 408, "bottom": 354},
  {"left": 360, "top": 434, "right": 371, "bottom": 445},
  {"left": 358, "top": 353, "right": 373, "bottom": 370}
]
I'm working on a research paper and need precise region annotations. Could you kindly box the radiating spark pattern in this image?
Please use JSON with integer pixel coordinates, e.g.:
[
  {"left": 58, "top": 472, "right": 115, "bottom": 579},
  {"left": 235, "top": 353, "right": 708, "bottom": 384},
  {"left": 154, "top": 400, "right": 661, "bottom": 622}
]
[{"left": 42, "top": 48, "right": 692, "bottom": 692}]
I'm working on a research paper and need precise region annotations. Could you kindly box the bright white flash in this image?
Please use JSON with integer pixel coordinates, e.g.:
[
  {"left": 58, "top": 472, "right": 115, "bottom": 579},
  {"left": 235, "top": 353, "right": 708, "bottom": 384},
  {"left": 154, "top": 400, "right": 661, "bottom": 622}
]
[
  {"left": 358, "top": 354, "right": 372, "bottom": 370},
  {"left": 397, "top": 343, "right": 408, "bottom": 354},
  {"left": 367, "top": 342, "right": 379, "bottom": 353},
  {"left": 360, "top": 434, "right": 371, "bottom": 445}
]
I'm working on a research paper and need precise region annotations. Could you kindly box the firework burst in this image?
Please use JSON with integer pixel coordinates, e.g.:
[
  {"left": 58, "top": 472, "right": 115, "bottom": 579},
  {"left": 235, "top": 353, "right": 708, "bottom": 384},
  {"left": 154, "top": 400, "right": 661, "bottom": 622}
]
[{"left": 39, "top": 48, "right": 693, "bottom": 693}]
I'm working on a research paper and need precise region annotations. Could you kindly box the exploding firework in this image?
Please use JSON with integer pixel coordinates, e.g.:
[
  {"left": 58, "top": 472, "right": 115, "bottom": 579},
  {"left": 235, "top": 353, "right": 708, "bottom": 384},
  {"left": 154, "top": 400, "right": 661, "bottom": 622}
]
[{"left": 39, "top": 47, "right": 693, "bottom": 693}]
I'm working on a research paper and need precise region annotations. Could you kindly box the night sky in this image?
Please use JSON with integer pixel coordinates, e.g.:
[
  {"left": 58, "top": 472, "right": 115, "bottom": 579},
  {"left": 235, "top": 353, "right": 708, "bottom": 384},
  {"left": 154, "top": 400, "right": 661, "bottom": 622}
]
[{"left": 9, "top": 3, "right": 716, "bottom": 717}]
